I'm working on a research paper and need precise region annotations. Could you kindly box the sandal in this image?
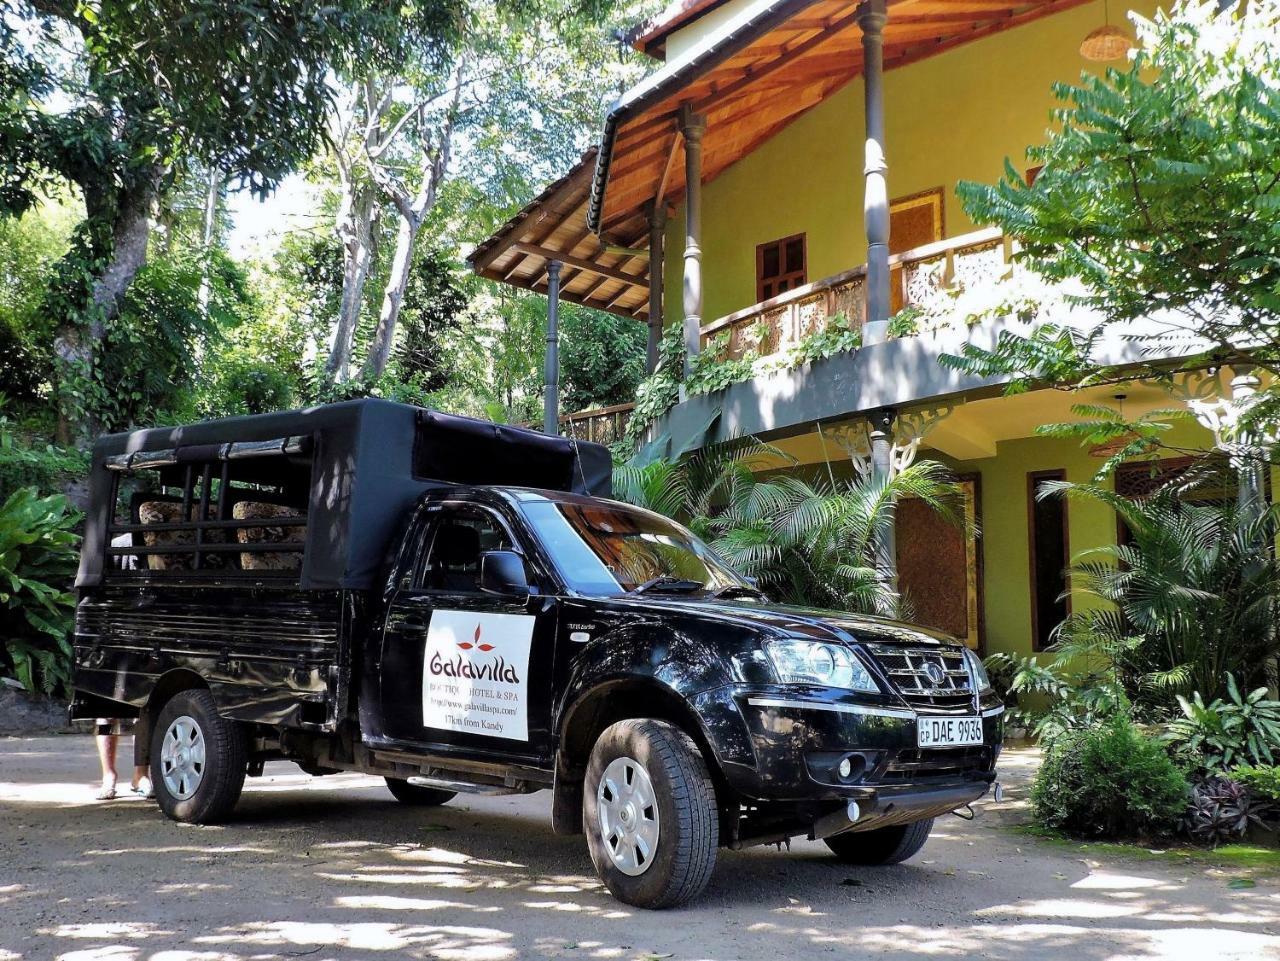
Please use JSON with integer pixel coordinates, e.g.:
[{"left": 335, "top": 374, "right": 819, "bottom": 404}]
[
  {"left": 131, "top": 777, "right": 154, "bottom": 799},
  {"left": 95, "top": 781, "right": 117, "bottom": 801}
]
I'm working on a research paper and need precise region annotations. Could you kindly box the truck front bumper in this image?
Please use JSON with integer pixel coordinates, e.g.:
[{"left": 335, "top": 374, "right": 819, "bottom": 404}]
[{"left": 690, "top": 685, "right": 1003, "bottom": 808}]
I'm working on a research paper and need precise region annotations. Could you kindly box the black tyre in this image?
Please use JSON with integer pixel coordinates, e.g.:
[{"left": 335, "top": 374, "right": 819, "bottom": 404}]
[
  {"left": 824, "top": 817, "right": 934, "bottom": 865},
  {"left": 583, "top": 718, "right": 719, "bottom": 909},
  {"left": 150, "top": 689, "right": 247, "bottom": 824},
  {"left": 384, "top": 777, "right": 457, "bottom": 807}
]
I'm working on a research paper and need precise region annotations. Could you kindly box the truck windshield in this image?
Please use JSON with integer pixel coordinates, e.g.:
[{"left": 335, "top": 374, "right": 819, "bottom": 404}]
[{"left": 519, "top": 499, "right": 751, "bottom": 597}]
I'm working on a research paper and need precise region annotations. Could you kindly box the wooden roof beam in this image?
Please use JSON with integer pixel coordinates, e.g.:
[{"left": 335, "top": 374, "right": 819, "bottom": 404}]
[{"left": 511, "top": 242, "right": 649, "bottom": 289}]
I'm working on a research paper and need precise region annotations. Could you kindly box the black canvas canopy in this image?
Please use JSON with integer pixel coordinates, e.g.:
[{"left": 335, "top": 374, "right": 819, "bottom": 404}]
[{"left": 78, "top": 399, "right": 613, "bottom": 590}]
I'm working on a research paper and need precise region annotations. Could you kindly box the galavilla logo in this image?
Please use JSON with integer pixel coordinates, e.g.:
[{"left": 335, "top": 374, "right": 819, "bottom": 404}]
[
  {"left": 456, "top": 624, "right": 494, "bottom": 652},
  {"left": 430, "top": 623, "right": 519, "bottom": 683}
]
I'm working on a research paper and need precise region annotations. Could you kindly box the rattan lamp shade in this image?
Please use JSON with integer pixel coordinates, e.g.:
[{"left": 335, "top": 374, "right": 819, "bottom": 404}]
[{"left": 1080, "top": 23, "right": 1134, "bottom": 61}]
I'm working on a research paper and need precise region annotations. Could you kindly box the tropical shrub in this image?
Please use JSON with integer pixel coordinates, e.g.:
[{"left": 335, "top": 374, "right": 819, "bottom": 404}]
[
  {"left": 1164, "top": 676, "right": 1280, "bottom": 772},
  {"left": 1231, "top": 765, "right": 1280, "bottom": 803},
  {"left": 0, "top": 488, "right": 81, "bottom": 696},
  {"left": 1039, "top": 479, "right": 1280, "bottom": 705},
  {"left": 1182, "top": 775, "right": 1279, "bottom": 846},
  {"left": 1030, "top": 714, "right": 1190, "bottom": 839},
  {"left": 0, "top": 407, "right": 89, "bottom": 499},
  {"left": 984, "top": 632, "right": 1132, "bottom": 742},
  {"left": 616, "top": 444, "right": 964, "bottom": 616}
]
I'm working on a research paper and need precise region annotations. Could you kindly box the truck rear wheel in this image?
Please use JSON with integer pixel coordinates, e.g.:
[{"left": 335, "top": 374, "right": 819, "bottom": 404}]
[
  {"left": 583, "top": 718, "right": 718, "bottom": 909},
  {"left": 150, "top": 689, "right": 246, "bottom": 824},
  {"left": 384, "top": 777, "right": 456, "bottom": 807},
  {"left": 824, "top": 817, "right": 934, "bottom": 865}
]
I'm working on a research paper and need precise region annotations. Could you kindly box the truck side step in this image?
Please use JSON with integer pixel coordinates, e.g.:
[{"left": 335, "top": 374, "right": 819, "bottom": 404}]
[{"left": 404, "top": 776, "right": 523, "bottom": 796}]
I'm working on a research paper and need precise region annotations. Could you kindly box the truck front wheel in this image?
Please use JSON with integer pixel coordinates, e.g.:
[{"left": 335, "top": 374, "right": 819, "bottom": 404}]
[
  {"left": 583, "top": 718, "right": 719, "bottom": 909},
  {"left": 384, "top": 778, "right": 456, "bottom": 806},
  {"left": 150, "top": 689, "right": 247, "bottom": 824},
  {"left": 824, "top": 817, "right": 934, "bottom": 865}
]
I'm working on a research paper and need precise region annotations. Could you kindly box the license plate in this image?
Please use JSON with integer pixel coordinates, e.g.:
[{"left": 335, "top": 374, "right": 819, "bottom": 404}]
[{"left": 917, "top": 716, "right": 984, "bottom": 748}]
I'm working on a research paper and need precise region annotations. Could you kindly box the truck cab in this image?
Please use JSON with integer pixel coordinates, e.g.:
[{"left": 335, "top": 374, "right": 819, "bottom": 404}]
[{"left": 72, "top": 400, "right": 1001, "bottom": 908}]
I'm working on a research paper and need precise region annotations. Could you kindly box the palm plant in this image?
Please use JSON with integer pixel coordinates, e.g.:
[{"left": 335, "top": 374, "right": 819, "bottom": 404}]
[
  {"left": 1040, "top": 477, "right": 1280, "bottom": 706},
  {"left": 616, "top": 444, "right": 965, "bottom": 616}
]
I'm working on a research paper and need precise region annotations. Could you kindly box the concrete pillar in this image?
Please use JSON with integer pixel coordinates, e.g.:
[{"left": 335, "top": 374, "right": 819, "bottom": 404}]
[
  {"left": 868, "top": 407, "right": 898, "bottom": 590},
  {"left": 680, "top": 105, "right": 707, "bottom": 381},
  {"left": 646, "top": 200, "right": 666, "bottom": 374},
  {"left": 543, "top": 260, "right": 562, "bottom": 436},
  {"left": 858, "top": 0, "right": 891, "bottom": 346}
]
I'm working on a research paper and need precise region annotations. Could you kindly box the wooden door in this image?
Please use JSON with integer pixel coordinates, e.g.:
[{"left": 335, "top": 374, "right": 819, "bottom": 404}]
[
  {"left": 889, "top": 188, "right": 945, "bottom": 314},
  {"left": 895, "top": 475, "right": 983, "bottom": 650}
]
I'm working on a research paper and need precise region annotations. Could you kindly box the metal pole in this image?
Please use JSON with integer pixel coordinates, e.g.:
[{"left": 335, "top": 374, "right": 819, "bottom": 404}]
[
  {"left": 646, "top": 200, "right": 666, "bottom": 374},
  {"left": 868, "top": 407, "right": 898, "bottom": 591},
  {"left": 680, "top": 105, "right": 707, "bottom": 383},
  {"left": 858, "top": 0, "right": 891, "bottom": 346},
  {"left": 544, "top": 260, "right": 562, "bottom": 436}
]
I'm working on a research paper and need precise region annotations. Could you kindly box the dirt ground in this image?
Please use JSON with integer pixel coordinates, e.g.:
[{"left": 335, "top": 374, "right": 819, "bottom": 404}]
[{"left": 1, "top": 737, "right": 1277, "bottom": 961}]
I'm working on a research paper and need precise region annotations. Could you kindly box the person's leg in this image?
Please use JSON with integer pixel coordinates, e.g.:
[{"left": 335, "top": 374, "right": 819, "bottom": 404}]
[{"left": 95, "top": 726, "right": 118, "bottom": 800}]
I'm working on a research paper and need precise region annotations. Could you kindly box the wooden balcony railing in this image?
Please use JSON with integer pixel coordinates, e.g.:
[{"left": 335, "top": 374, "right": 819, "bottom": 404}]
[
  {"left": 558, "top": 401, "right": 635, "bottom": 446},
  {"left": 699, "top": 227, "right": 1015, "bottom": 359}
]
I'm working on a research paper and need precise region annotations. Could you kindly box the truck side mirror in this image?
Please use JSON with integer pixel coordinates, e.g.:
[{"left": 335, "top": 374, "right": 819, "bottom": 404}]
[{"left": 480, "top": 550, "right": 530, "bottom": 597}]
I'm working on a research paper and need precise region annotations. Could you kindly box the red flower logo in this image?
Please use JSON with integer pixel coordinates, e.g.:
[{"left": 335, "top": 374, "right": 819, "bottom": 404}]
[{"left": 458, "top": 623, "right": 494, "bottom": 652}]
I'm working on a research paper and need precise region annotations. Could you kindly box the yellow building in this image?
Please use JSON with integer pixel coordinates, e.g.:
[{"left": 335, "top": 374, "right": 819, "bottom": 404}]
[{"left": 469, "top": 0, "right": 1246, "bottom": 661}]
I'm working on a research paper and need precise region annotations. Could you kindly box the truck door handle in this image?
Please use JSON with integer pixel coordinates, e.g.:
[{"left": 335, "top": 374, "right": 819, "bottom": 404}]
[{"left": 399, "top": 614, "right": 429, "bottom": 632}]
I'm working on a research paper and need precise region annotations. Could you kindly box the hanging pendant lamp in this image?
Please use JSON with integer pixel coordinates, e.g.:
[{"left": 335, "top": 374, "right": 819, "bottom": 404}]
[{"left": 1080, "top": 0, "right": 1134, "bottom": 62}]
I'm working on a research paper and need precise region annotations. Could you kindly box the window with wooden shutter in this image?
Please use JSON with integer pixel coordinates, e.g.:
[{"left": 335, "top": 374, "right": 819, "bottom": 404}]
[{"left": 756, "top": 233, "right": 806, "bottom": 302}]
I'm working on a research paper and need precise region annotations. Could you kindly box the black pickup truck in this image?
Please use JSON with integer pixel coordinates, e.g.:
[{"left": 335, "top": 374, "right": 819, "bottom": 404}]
[{"left": 72, "top": 399, "right": 1002, "bottom": 908}]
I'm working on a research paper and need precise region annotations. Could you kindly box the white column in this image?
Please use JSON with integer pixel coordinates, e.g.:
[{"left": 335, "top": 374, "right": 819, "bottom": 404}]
[
  {"left": 858, "top": 0, "right": 891, "bottom": 345},
  {"left": 680, "top": 105, "right": 707, "bottom": 381}
]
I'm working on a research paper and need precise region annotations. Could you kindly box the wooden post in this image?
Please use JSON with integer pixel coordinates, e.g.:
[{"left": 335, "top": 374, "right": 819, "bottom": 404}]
[
  {"left": 680, "top": 105, "right": 707, "bottom": 382},
  {"left": 646, "top": 200, "right": 666, "bottom": 374},
  {"left": 858, "top": 0, "right": 891, "bottom": 346},
  {"left": 544, "top": 260, "right": 562, "bottom": 436}
]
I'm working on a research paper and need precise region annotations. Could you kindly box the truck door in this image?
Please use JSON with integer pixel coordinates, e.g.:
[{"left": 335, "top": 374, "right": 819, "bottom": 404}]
[{"left": 378, "top": 502, "right": 558, "bottom": 763}]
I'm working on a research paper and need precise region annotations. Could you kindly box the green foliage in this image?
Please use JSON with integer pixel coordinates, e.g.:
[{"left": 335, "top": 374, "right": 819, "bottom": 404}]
[
  {"left": 394, "top": 247, "right": 470, "bottom": 394},
  {"left": 1044, "top": 479, "right": 1280, "bottom": 703},
  {"left": 1031, "top": 714, "right": 1190, "bottom": 839},
  {"left": 958, "top": 0, "right": 1280, "bottom": 361},
  {"left": 1165, "top": 677, "right": 1280, "bottom": 773},
  {"left": 951, "top": 0, "right": 1280, "bottom": 442},
  {"left": 984, "top": 645, "right": 1130, "bottom": 743},
  {"left": 616, "top": 444, "right": 965, "bottom": 615},
  {"left": 0, "top": 487, "right": 80, "bottom": 697},
  {"left": 1231, "top": 765, "right": 1280, "bottom": 803},
  {"left": 559, "top": 305, "right": 647, "bottom": 413},
  {"left": 0, "top": 404, "right": 87, "bottom": 499},
  {"left": 625, "top": 318, "right": 865, "bottom": 446},
  {"left": 1182, "top": 775, "right": 1278, "bottom": 846}
]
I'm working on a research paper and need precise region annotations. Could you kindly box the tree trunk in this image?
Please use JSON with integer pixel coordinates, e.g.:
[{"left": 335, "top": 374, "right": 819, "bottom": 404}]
[
  {"left": 359, "top": 211, "right": 419, "bottom": 381},
  {"left": 53, "top": 174, "right": 157, "bottom": 445},
  {"left": 324, "top": 184, "right": 377, "bottom": 384}
]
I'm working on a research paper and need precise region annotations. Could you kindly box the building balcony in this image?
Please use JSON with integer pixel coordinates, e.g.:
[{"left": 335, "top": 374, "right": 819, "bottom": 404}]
[{"left": 700, "top": 227, "right": 1015, "bottom": 360}]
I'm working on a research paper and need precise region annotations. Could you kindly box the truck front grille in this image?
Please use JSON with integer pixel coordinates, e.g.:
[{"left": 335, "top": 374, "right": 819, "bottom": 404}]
[
  {"left": 878, "top": 746, "right": 994, "bottom": 783},
  {"left": 864, "top": 643, "right": 975, "bottom": 710}
]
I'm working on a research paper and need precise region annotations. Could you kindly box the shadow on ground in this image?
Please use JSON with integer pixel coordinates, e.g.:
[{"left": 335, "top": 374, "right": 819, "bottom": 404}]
[{"left": 0, "top": 737, "right": 1276, "bottom": 960}]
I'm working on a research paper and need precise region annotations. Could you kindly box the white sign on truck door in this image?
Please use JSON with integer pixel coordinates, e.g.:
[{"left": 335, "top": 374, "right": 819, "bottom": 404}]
[{"left": 421, "top": 610, "right": 535, "bottom": 741}]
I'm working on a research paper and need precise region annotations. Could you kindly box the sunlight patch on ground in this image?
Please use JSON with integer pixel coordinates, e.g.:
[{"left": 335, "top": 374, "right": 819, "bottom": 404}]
[
  {"left": 520, "top": 900, "right": 629, "bottom": 919},
  {"left": 41, "top": 922, "right": 166, "bottom": 941},
  {"left": 196, "top": 920, "right": 517, "bottom": 958},
  {"left": 1070, "top": 871, "right": 1174, "bottom": 890},
  {"left": 54, "top": 947, "right": 138, "bottom": 961},
  {"left": 0, "top": 781, "right": 122, "bottom": 807},
  {"left": 335, "top": 894, "right": 500, "bottom": 913}
]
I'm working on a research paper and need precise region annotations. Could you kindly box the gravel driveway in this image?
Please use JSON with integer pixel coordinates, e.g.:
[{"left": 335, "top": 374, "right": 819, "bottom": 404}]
[{"left": 1, "top": 737, "right": 1276, "bottom": 960}]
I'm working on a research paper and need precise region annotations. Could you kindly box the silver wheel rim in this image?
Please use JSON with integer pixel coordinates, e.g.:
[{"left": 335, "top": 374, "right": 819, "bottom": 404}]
[
  {"left": 160, "top": 715, "right": 206, "bottom": 801},
  {"left": 597, "top": 755, "right": 660, "bottom": 877}
]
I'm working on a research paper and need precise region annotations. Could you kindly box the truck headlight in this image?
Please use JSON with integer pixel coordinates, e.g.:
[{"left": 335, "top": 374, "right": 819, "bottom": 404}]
[
  {"left": 764, "top": 639, "right": 879, "bottom": 693},
  {"left": 964, "top": 648, "right": 993, "bottom": 693}
]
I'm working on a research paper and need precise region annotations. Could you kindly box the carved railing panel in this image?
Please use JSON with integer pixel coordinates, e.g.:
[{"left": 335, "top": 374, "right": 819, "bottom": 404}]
[{"left": 700, "top": 227, "right": 1014, "bottom": 359}]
